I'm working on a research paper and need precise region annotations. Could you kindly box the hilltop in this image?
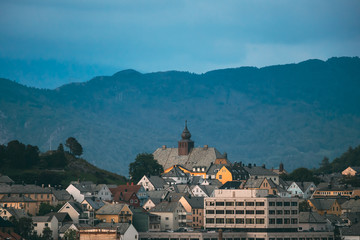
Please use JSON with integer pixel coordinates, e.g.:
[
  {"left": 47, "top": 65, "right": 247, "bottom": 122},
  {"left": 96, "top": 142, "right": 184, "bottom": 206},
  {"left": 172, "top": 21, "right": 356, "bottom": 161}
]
[{"left": 0, "top": 57, "right": 360, "bottom": 175}]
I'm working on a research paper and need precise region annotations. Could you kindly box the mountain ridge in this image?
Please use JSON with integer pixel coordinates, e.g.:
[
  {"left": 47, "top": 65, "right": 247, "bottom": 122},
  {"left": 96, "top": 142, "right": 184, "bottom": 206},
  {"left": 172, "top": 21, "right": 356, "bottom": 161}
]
[{"left": 1, "top": 57, "right": 359, "bottom": 176}]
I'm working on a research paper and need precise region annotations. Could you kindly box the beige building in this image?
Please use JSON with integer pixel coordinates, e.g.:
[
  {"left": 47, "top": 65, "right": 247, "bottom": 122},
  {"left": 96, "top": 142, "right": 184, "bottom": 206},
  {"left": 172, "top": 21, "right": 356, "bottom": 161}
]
[
  {"left": 204, "top": 189, "right": 299, "bottom": 230},
  {"left": 149, "top": 201, "right": 187, "bottom": 231}
]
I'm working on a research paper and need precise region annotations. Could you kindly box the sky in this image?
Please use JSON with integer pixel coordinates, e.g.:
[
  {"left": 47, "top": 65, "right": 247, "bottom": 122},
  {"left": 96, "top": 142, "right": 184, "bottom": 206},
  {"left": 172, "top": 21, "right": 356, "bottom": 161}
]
[{"left": 0, "top": 0, "right": 359, "bottom": 89}]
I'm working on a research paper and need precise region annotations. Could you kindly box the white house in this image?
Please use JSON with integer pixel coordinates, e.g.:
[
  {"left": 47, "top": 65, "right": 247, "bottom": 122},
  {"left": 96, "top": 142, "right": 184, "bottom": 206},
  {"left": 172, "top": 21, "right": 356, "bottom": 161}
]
[
  {"left": 58, "top": 202, "right": 83, "bottom": 224},
  {"left": 66, "top": 181, "right": 112, "bottom": 203},
  {"left": 149, "top": 201, "right": 187, "bottom": 231},
  {"left": 32, "top": 215, "right": 59, "bottom": 240},
  {"left": 287, "top": 182, "right": 316, "bottom": 199},
  {"left": 137, "top": 175, "right": 167, "bottom": 191}
]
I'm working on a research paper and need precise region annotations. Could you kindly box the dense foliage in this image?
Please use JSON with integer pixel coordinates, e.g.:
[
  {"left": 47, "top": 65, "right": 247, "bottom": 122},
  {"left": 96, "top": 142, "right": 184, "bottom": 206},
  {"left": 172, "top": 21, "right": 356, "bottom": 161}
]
[
  {"left": 129, "top": 153, "right": 164, "bottom": 182},
  {"left": 0, "top": 140, "right": 126, "bottom": 186}
]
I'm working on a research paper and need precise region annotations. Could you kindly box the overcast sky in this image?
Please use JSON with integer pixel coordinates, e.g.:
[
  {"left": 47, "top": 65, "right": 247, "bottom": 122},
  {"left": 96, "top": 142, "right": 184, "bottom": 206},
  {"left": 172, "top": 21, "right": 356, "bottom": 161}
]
[{"left": 1, "top": 0, "right": 359, "bottom": 88}]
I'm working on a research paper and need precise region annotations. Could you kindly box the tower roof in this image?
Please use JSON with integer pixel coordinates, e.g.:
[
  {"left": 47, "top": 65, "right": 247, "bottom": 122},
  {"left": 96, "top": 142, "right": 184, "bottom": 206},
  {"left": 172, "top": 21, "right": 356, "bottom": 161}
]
[{"left": 181, "top": 120, "right": 191, "bottom": 140}]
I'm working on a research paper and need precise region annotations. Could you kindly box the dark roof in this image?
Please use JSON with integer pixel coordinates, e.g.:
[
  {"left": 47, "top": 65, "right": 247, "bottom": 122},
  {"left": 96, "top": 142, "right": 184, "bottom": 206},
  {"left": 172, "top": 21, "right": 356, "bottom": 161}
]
[
  {"left": 148, "top": 176, "right": 167, "bottom": 189},
  {"left": 0, "top": 183, "right": 52, "bottom": 194},
  {"left": 299, "top": 211, "right": 327, "bottom": 223},
  {"left": 83, "top": 197, "right": 105, "bottom": 210},
  {"left": 52, "top": 189, "right": 72, "bottom": 201},
  {"left": 184, "top": 197, "right": 204, "bottom": 209},
  {"left": 0, "top": 175, "right": 14, "bottom": 184},
  {"left": 61, "top": 201, "right": 83, "bottom": 214},
  {"left": 220, "top": 181, "right": 242, "bottom": 189},
  {"left": 32, "top": 215, "right": 53, "bottom": 222},
  {"left": 0, "top": 195, "right": 35, "bottom": 202},
  {"left": 162, "top": 166, "right": 189, "bottom": 178},
  {"left": 45, "top": 212, "right": 72, "bottom": 223},
  {"left": 150, "top": 201, "right": 181, "bottom": 213},
  {"left": 243, "top": 166, "right": 278, "bottom": 176},
  {"left": 1, "top": 207, "right": 29, "bottom": 219},
  {"left": 341, "top": 222, "right": 360, "bottom": 236},
  {"left": 309, "top": 199, "right": 337, "bottom": 211}
]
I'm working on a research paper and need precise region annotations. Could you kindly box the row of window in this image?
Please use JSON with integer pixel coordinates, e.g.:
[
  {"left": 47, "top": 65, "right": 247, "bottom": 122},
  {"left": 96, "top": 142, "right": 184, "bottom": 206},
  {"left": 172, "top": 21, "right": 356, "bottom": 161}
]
[
  {"left": 206, "top": 201, "right": 297, "bottom": 207},
  {"left": 206, "top": 218, "right": 265, "bottom": 224},
  {"left": 269, "top": 210, "right": 298, "bottom": 215},
  {"left": 206, "top": 210, "right": 265, "bottom": 215},
  {"left": 202, "top": 238, "right": 333, "bottom": 240},
  {"left": 205, "top": 218, "right": 298, "bottom": 225}
]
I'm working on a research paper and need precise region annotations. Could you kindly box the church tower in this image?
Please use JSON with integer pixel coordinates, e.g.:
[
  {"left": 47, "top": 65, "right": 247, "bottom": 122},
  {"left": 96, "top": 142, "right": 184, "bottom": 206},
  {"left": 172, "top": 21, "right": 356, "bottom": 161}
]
[{"left": 178, "top": 121, "right": 194, "bottom": 156}]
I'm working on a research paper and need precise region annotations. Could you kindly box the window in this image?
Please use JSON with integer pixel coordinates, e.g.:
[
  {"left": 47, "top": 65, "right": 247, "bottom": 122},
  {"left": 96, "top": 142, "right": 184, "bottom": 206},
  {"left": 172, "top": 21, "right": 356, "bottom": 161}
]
[
  {"left": 269, "top": 210, "right": 275, "bottom": 215},
  {"left": 291, "top": 210, "right": 298, "bottom": 214},
  {"left": 45, "top": 223, "right": 48, "bottom": 227},
  {"left": 291, "top": 218, "right": 298, "bottom": 224},
  {"left": 226, "top": 218, "right": 234, "bottom": 224},
  {"left": 269, "top": 202, "right": 275, "bottom": 206},
  {"left": 206, "top": 210, "right": 214, "bottom": 214},
  {"left": 216, "top": 218, "right": 224, "bottom": 224},
  {"left": 236, "top": 218, "right": 244, "bottom": 224},
  {"left": 216, "top": 202, "right": 225, "bottom": 206},
  {"left": 284, "top": 210, "right": 290, "bottom": 215},
  {"left": 269, "top": 218, "right": 275, "bottom": 224},
  {"left": 165, "top": 217, "right": 169, "bottom": 220},
  {"left": 206, "top": 218, "right": 214, "bottom": 223},
  {"left": 226, "top": 210, "right": 234, "bottom": 214},
  {"left": 246, "top": 202, "right": 255, "bottom": 206},
  {"left": 291, "top": 202, "right": 298, "bottom": 206},
  {"left": 236, "top": 202, "right": 244, "bottom": 206},
  {"left": 219, "top": 175, "right": 222, "bottom": 179},
  {"left": 246, "top": 218, "right": 254, "bottom": 224},
  {"left": 277, "top": 210, "right": 283, "bottom": 215},
  {"left": 216, "top": 210, "right": 224, "bottom": 214},
  {"left": 284, "top": 218, "right": 290, "bottom": 224},
  {"left": 276, "top": 202, "right": 283, "bottom": 206},
  {"left": 246, "top": 210, "right": 254, "bottom": 214},
  {"left": 284, "top": 202, "right": 290, "bottom": 206},
  {"left": 256, "top": 202, "right": 265, "bottom": 206},
  {"left": 256, "top": 218, "right": 265, "bottom": 224},
  {"left": 226, "top": 202, "right": 234, "bottom": 206},
  {"left": 236, "top": 210, "right": 244, "bottom": 214},
  {"left": 256, "top": 210, "right": 264, "bottom": 214},
  {"left": 276, "top": 218, "right": 283, "bottom": 224}
]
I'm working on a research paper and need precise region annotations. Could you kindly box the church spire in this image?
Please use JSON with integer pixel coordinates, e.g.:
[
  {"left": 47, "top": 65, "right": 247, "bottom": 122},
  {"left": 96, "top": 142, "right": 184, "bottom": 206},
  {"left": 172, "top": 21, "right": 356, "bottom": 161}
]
[{"left": 178, "top": 121, "right": 194, "bottom": 156}]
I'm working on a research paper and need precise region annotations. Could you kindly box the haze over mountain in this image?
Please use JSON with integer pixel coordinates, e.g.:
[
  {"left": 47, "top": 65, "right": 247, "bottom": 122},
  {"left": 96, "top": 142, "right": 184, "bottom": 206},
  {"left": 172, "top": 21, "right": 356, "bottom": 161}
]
[{"left": 1, "top": 57, "right": 360, "bottom": 176}]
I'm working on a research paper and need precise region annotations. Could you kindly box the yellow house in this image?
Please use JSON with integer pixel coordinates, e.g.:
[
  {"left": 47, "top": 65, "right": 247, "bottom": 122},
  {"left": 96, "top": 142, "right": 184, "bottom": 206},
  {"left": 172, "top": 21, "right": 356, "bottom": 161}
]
[
  {"left": 342, "top": 166, "right": 360, "bottom": 176},
  {"left": 0, "top": 196, "right": 37, "bottom": 216},
  {"left": 96, "top": 203, "right": 132, "bottom": 223},
  {"left": 216, "top": 166, "right": 233, "bottom": 184},
  {"left": 163, "top": 165, "right": 207, "bottom": 179},
  {"left": 308, "top": 199, "right": 342, "bottom": 216}
]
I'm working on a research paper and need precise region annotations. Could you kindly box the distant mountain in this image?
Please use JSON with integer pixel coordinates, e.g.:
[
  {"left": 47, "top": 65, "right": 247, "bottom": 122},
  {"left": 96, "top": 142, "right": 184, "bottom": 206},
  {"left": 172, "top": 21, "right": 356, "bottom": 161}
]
[{"left": 1, "top": 57, "right": 360, "bottom": 176}]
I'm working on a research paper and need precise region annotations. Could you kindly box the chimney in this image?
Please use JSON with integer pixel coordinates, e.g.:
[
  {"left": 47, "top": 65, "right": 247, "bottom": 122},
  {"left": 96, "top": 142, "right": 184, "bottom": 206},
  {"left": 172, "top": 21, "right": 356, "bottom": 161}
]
[
  {"left": 127, "top": 182, "right": 129, "bottom": 186},
  {"left": 131, "top": 182, "right": 134, "bottom": 186},
  {"left": 254, "top": 163, "right": 256, "bottom": 167},
  {"left": 48, "top": 184, "right": 51, "bottom": 188},
  {"left": 248, "top": 163, "right": 252, "bottom": 168},
  {"left": 42, "top": 184, "right": 44, "bottom": 188},
  {"left": 204, "top": 145, "right": 208, "bottom": 150},
  {"left": 162, "top": 145, "right": 166, "bottom": 150},
  {"left": 223, "top": 152, "right": 228, "bottom": 159},
  {"left": 262, "top": 164, "right": 266, "bottom": 169}
]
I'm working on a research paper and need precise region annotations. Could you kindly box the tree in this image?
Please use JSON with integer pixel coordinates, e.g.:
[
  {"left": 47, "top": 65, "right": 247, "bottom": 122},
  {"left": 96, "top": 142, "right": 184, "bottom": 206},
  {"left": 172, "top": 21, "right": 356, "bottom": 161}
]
[
  {"left": 38, "top": 203, "right": 63, "bottom": 216},
  {"left": 10, "top": 216, "right": 34, "bottom": 239},
  {"left": 63, "top": 229, "right": 77, "bottom": 240},
  {"left": 42, "top": 227, "right": 52, "bottom": 240},
  {"left": 129, "top": 153, "right": 164, "bottom": 182},
  {"left": 65, "top": 137, "right": 83, "bottom": 157},
  {"left": 280, "top": 167, "right": 320, "bottom": 184}
]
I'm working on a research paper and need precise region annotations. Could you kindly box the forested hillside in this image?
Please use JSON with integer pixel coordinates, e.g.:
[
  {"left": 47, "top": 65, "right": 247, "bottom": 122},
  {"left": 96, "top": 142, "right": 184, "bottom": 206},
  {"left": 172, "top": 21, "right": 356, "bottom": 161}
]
[{"left": 1, "top": 57, "right": 360, "bottom": 175}]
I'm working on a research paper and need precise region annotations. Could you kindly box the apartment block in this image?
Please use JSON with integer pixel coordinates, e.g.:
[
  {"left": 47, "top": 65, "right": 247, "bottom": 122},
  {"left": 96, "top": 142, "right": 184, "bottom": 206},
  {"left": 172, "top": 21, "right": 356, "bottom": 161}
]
[{"left": 204, "top": 189, "right": 299, "bottom": 231}]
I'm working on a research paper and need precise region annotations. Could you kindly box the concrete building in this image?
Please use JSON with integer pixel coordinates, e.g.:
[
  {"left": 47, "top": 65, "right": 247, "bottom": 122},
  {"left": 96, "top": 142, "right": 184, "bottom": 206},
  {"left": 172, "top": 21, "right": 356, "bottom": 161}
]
[{"left": 204, "top": 189, "right": 299, "bottom": 231}]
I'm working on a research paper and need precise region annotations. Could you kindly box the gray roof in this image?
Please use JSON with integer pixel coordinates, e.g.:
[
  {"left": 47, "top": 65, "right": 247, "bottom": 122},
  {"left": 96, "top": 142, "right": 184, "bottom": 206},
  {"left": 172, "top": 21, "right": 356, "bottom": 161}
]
[
  {"left": 294, "top": 182, "right": 315, "bottom": 192},
  {"left": 188, "top": 176, "right": 202, "bottom": 185},
  {"left": 52, "top": 189, "right": 72, "bottom": 201},
  {"left": 83, "top": 197, "right": 105, "bottom": 210},
  {"left": 2, "top": 207, "right": 29, "bottom": 219},
  {"left": 150, "top": 201, "right": 181, "bottom": 213},
  {"left": 309, "top": 199, "right": 337, "bottom": 211},
  {"left": 96, "top": 203, "right": 128, "bottom": 215},
  {"left": 0, "top": 183, "right": 52, "bottom": 194},
  {"left": 147, "top": 190, "right": 168, "bottom": 200},
  {"left": 220, "top": 181, "right": 243, "bottom": 189},
  {"left": 341, "top": 199, "right": 360, "bottom": 212},
  {"left": 64, "top": 201, "right": 83, "bottom": 214},
  {"left": 299, "top": 212, "right": 327, "bottom": 223},
  {"left": 0, "top": 175, "right": 14, "bottom": 184},
  {"left": 341, "top": 222, "right": 360, "bottom": 236},
  {"left": 162, "top": 166, "right": 189, "bottom": 178},
  {"left": 32, "top": 215, "right": 53, "bottom": 222},
  {"left": 243, "top": 166, "right": 279, "bottom": 176},
  {"left": 148, "top": 176, "right": 167, "bottom": 189},
  {"left": 244, "top": 178, "right": 264, "bottom": 188},
  {"left": 0, "top": 195, "right": 35, "bottom": 202},
  {"left": 206, "top": 164, "right": 228, "bottom": 176},
  {"left": 59, "top": 223, "right": 92, "bottom": 233},
  {"left": 196, "top": 185, "right": 217, "bottom": 196},
  {"left": 184, "top": 197, "right": 204, "bottom": 209},
  {"left": 70, "top": 181, "right": 97, "bottom": 193},
  {"left": 153, "top": 147, "right": 225, "bottom": 172},
  {"left": 45, "top": 212, "right": 72, "bottom": 223}
]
